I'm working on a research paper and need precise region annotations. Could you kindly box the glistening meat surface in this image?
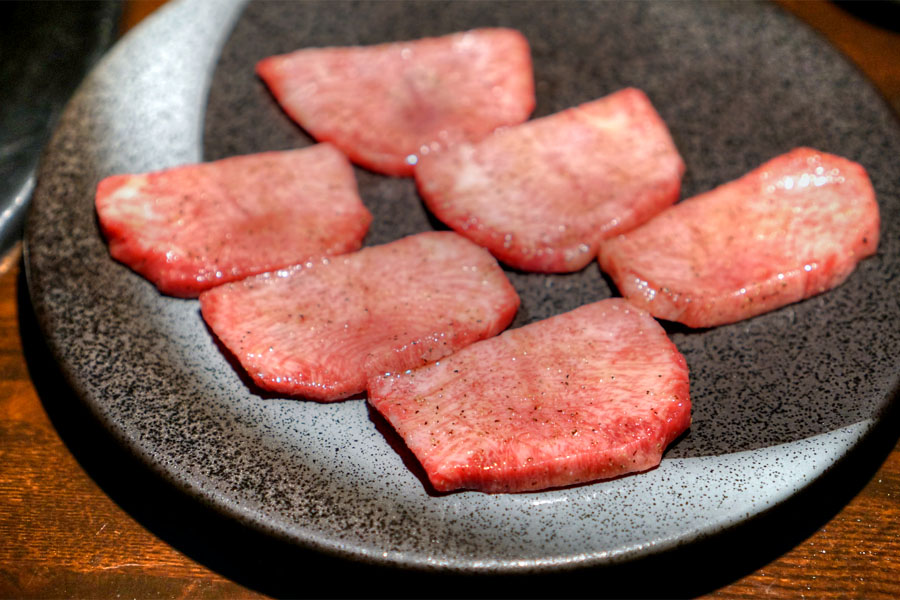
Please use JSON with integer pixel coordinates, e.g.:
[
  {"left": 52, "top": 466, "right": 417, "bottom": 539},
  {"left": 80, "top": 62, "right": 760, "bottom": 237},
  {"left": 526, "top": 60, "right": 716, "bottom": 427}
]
[
  {"left": 199, "top": 232, "right": 520, "bottom": 401},
  {"left": 415, "top": 88, "right": 684, "bottom": 272},
  {"left": 95, "top": 144, "right": 371, "bottom": 297},
  {"left": 257, "top": 28, "right": 535, "bottom": 176},
  {"left": 368, "top": 299, "right": 691, "bottom": 493},
  {"left": 598, "top": 147, "right": 880, "bottom": 328}
]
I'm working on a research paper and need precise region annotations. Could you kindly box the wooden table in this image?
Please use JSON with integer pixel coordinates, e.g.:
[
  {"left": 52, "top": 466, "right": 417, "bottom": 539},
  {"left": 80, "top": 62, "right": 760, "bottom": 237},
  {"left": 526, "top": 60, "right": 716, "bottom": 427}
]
[{"left": 2, "top": 1, "right": 898, "bottom": 597}]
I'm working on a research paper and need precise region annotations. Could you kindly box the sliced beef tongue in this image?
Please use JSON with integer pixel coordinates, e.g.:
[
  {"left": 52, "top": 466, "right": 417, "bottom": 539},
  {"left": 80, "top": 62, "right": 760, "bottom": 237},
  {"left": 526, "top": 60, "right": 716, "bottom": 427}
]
[
  {"left": 368, "top": 298, "right": 691, "bottom": 493},
  {"left": 415, "top": 88, "right": 685, "bottom": 272},
  {"left": 95, "top": 144, "right": 371, "bottom": 297},
  {"left": 256, "top": 28, "right": 535, "bottom": 177},
  {"left": 598, "top": 147, "right": 880, "bottom": 328},
  {"left": 199, "top": 231, "right": 520, "bottom": 402}
]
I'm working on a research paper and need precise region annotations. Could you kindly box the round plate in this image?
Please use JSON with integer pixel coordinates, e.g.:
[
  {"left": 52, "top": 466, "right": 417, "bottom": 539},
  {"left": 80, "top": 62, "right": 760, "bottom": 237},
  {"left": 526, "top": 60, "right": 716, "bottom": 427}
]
[{"left": 24, "top": 0, "right": 900, "bottom": 573}]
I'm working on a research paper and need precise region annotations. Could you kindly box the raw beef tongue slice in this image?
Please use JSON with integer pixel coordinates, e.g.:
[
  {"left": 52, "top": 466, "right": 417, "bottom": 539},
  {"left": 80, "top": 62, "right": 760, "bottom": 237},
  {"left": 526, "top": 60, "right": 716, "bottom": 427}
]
[
  {"left": 95, "top": 144, "right": 372, "bottom": 298},
  {"left": 414, "top": 87, "right": 685, "bottom": 273},
  {"left": 367, "top": 299, "right": 691, "bottom": 494},
  {"left": 256, "top": 28, "right": 535, "bottom": 177},
  {"left": 598, "top": 147, "right": 880, "bottom": 328},
  {"left": 199, "top": 231, "right": 520, "bottom": 402}
]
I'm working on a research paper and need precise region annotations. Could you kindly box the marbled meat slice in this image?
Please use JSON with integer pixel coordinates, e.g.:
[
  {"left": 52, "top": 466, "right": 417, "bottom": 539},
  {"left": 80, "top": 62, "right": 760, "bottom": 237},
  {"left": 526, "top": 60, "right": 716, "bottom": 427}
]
[
  {"left": 256, "top": 28, "right": 535, "bottom": 176},
  {"left": 598, "top": 147, "right": 880, "bottom": 328},
  {"left": 415, "top": 88, "right": 685, "bottom": 272},
  {"left": 368, "top": 299, "right": 690, "bottom": 493},
  {"left": 199, "top": 232, "right": 520, "bottom": 401},
  {"left": 95, "top": 144, "right": 371, "bottom": 297}
]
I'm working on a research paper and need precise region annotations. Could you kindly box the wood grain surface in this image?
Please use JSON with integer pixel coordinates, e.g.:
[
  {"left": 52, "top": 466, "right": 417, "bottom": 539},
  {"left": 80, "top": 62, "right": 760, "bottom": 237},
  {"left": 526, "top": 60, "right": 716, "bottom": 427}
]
[{"left": 1, "top": 1, "right": 898, "bottom": 598}]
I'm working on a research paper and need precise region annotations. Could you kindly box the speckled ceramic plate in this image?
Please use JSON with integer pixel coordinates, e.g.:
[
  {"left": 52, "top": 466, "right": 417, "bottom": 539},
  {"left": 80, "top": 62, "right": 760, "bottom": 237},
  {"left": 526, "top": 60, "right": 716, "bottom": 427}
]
[{"left": 24, "top": 0, "right": 900, "bottom": 573}]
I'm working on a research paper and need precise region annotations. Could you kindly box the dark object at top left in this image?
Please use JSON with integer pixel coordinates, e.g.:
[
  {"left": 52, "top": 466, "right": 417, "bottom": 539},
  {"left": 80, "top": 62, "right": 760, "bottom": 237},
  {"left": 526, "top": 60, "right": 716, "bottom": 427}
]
[{"left": 0, "top": 1, "right": 120, "bottom": 256}]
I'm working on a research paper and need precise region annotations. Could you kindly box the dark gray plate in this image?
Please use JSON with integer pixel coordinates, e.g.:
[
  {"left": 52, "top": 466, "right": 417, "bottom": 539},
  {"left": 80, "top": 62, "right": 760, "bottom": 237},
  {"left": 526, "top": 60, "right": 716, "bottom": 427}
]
[{"left": 24, "top": 0, "right": 900, "bottom": 573}]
